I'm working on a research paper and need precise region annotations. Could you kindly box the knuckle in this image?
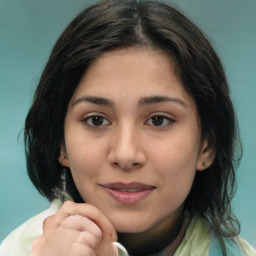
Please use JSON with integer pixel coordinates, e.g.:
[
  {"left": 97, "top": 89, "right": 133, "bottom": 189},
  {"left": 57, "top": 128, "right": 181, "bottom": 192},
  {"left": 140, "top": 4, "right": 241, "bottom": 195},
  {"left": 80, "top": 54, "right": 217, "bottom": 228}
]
[
  {"left": 61, "top": 200, "right": 74, "bottom": 210},
  {"left": 42, "top": 216, "right": 53, "bottom": 229},
  {"left": 77, "top": 231, "right": 101, "bottom": 249},
  {"left": 71, "top": 243, "right": 96, "bottom": 256}
]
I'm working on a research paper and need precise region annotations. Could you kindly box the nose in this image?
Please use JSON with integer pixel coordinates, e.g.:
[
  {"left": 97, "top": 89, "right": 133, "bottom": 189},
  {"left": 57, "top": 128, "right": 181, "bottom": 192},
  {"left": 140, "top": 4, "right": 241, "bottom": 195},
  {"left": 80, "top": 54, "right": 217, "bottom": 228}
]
[{"left": 107, "top": 123, "right": 146, "bottom": 170}]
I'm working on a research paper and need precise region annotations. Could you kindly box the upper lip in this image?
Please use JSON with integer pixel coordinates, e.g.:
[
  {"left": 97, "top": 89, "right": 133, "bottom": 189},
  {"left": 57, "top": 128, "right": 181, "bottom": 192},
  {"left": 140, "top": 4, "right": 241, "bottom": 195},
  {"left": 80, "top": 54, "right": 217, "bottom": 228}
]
[{"left": 101, "top": 182, "right": 155, "bottom": 190}]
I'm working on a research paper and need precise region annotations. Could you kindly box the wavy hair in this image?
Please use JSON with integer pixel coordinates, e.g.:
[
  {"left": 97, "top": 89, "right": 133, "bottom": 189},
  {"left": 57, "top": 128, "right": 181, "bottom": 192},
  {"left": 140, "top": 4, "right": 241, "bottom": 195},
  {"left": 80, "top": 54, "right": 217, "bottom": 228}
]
[{"left": 24, "top": 0, "right": 241, "bottom": 254}]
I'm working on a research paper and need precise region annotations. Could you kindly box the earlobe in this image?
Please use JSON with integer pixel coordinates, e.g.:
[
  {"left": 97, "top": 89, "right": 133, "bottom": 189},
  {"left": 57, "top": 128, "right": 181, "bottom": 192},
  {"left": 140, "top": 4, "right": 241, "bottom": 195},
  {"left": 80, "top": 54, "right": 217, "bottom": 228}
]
[
  {"left": 58, "top": 145, "right": 70, "bottom": 167},
  {"left": 196, "top": 138, "right": 215, "bottom": 171}
]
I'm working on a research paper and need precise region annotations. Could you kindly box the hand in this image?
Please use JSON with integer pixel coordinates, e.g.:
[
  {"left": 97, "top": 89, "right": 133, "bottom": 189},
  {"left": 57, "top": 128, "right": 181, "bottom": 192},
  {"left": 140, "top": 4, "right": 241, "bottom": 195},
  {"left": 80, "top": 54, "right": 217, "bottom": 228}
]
[{"left": 30, "top": 200, "right": 118, "bottom": 256}]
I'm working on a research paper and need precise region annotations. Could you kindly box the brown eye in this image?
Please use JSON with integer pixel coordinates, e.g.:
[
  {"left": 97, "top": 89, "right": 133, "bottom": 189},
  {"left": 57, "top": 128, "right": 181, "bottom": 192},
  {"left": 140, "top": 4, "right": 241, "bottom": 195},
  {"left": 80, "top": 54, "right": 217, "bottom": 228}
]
[
  {"left": 151, "top": 116, "right": 164, "bottom": 126},
  {"left": 83, "top": 115, "right": 110, "bottom": 127},
  {"left": 146, "top": 115, "right": 174, "bottom": 127},
  {"left": 92, "top": 116, "right": 104, "bottom": 126}
]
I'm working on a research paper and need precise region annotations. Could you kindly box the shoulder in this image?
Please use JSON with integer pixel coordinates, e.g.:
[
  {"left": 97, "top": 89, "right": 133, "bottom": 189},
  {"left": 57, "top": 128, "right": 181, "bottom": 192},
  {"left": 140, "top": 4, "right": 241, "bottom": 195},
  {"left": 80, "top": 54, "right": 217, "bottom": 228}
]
[
  {"left": 174, "top": 213, "right": 211, "bottom": 256},
  {"left": 0, "top": 199, "right": 62, "bottom": 256},
  {"left": 174, "top": 215, "right": 256, "bottom": 256},
  {"left": 174, "top": 213, "right": 256, "bottom": 256}
]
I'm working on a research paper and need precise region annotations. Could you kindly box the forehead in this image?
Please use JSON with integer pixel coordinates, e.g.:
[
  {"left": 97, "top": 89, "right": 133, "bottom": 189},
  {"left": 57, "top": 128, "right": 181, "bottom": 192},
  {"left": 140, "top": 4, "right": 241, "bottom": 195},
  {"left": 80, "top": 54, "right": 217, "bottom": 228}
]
[{"left": 71, "top": 47, "right": 195, "bottom": 108}]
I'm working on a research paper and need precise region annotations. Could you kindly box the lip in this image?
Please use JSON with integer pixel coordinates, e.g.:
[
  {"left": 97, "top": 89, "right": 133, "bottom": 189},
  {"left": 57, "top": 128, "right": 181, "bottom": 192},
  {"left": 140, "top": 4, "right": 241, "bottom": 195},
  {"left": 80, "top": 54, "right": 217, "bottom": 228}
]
[{"left": 101, "top": 182, "right": 155, "bottom": 204}]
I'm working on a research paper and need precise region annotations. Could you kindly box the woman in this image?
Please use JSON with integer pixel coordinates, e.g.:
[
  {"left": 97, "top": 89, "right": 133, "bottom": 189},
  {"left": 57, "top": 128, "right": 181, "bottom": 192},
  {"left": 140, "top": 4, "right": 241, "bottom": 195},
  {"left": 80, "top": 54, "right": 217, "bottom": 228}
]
[{"left": 1, "top": 0, "right": 255, "bottom": 255}]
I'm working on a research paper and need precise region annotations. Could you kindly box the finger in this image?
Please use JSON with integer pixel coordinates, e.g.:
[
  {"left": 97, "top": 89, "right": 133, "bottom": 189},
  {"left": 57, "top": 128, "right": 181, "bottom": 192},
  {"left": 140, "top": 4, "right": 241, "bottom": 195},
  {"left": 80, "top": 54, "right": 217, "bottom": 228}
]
[
  {"left": 70, "top": 243, "right": 96, "bottom": 256},
  {"left": 42, "top": 215, "right": 58, "bottom": 233},
  {"left": 41, "top": 203, "right": 74, "bottom": 232},
  {"left": 76, "top": 231, "right": 102, "bottom": 249},
  {"left": 97, "top": 240, "right": 119, "bottom": 256},
  {"left": 61, "top": 214, "right": 102, "bottom": 238},
  {"left": 60, "top": 201, "right": 117, "bottom": 242},
  {"left": 42, "top": 201, "right": 81, "bottom": 232}
]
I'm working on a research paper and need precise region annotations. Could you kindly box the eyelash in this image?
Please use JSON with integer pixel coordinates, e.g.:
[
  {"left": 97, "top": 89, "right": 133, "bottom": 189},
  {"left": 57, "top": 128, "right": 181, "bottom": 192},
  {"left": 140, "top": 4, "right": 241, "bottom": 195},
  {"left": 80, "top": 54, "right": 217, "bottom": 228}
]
[
  {"left": 82, "top": 114, "right": 111, "bottom": 127},
  {"left": 82, "top": 114, "right": 175, "bottom": 128},
  {"left": 145, "top": 114, "right": 175, "bottom": 128}
]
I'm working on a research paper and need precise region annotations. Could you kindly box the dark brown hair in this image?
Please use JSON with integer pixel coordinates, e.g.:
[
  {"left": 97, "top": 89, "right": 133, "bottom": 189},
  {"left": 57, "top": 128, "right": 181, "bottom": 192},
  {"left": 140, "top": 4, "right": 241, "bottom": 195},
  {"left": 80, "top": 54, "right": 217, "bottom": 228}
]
[{"left": 25, "top": 0, "right": 241, "bottom": 254}]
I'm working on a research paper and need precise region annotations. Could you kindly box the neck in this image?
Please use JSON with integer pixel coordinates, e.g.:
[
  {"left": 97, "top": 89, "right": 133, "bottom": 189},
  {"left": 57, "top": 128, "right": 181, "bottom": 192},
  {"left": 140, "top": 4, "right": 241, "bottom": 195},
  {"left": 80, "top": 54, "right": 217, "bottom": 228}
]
[{"left": 118, "top": 209, "right": 187, "bottom": 255}]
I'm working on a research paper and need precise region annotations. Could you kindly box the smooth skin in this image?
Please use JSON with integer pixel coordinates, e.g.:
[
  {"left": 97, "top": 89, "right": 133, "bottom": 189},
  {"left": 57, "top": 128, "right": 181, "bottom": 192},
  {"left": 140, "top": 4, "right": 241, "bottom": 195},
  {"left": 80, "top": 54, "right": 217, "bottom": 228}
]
[{"left": 31, "top": 48, "right": 214, "bottom": 255}]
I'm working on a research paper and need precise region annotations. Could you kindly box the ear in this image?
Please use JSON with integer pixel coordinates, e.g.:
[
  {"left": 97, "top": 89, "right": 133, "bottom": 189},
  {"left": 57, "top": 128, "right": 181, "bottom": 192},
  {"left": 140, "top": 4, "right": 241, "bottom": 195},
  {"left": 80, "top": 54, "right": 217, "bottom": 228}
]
[
  {"left": 196, "top": 137, "right": 215, "bottom": 171},
  {"left": 58, "top": 144, "right": 70, "bottom": 167}
]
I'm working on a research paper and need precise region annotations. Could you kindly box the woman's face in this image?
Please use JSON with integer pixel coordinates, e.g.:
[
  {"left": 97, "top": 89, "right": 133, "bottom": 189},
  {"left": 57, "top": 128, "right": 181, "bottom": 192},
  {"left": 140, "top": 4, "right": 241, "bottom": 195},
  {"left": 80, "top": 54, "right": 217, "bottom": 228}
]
[{"left": 59, "top": 48, "right": 212, "bottom": 235}]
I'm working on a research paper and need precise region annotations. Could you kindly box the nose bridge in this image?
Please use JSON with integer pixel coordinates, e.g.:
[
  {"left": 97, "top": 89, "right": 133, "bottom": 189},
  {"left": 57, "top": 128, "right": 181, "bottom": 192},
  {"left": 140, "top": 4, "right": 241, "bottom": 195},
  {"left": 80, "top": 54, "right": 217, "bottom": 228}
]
[
  {"left": 109, "top": 120, "right": 145, "bottom": 169},
  {"left": 114, "top": 121, "right": 138, "bottom": 157}
]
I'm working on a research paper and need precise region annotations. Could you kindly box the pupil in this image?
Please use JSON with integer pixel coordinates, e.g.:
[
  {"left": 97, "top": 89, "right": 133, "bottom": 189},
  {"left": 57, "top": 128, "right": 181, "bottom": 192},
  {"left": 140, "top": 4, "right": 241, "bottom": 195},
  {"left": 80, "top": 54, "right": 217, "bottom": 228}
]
[
  {"left": 152, "top": 116, "right": 163, "bottom": 126},
  {"left": 92, "top": 116, "right": 103, "bottom": 126}
]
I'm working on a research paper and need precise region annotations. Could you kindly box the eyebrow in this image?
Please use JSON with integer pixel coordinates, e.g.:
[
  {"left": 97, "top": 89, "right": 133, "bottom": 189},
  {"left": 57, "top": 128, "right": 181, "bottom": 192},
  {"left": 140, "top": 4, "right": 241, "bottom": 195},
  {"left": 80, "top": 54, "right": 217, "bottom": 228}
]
[
  {"left": 72, "top": 95, "right": 187, "bottom": 108},
  {"left": 72, "top": 96, "right": 114, "bottom": 107},
  {"left": 138, "top": 95, "right": 188, "bottom": 108}
]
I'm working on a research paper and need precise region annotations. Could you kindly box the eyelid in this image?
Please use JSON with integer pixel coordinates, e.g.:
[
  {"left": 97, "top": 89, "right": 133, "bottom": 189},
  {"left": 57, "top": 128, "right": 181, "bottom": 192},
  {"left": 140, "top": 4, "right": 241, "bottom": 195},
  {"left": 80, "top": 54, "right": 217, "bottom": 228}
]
[
  {"left": 82, "top": 112, "right": 108, "bottom": 118},
  {"left": 81, "top": 112, "right": 111, "bottom": 127},
  {"left": 146, "top": 112, "right": 176, "bottom": 121},
  {"left": 144, "top": 113, "right": 176, "bottom": 127}
]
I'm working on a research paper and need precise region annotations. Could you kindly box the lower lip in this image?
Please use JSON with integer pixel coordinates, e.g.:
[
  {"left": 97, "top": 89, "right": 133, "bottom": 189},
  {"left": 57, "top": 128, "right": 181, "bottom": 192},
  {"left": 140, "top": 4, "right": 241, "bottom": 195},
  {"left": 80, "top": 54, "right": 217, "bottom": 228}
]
[{"left": 103, "top": 187, "right": 154, "bottom": 204}]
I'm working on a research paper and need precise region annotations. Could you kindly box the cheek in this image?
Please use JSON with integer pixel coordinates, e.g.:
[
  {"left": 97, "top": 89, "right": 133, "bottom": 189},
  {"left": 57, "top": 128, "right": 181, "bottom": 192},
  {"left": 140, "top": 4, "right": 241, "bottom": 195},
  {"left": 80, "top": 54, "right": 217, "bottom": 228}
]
[
  {"left": 151, "top": 135, "right": 198, "bottom": 193},
  {"left": 153, "top": 149, "right": 197, "bottom": 212},
  {"left": 152, "top": 136, "right": 199, "bottom": 174},
  {"left": 66, "top": 138, "right": 105, "bottom": 179},
  {"left": 66, "top": 144, "right": 104, "bottom": 202}
]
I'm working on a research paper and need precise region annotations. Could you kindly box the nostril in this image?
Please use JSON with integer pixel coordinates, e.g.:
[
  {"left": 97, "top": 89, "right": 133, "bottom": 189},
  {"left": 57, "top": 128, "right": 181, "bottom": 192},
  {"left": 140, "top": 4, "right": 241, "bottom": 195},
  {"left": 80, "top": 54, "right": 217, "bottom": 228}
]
[
  {"left": 113, "top": 161, "right": 141, "bottom": 170},
  {"left": 107, "top": 144, "right": 146, "bottom": 170}
]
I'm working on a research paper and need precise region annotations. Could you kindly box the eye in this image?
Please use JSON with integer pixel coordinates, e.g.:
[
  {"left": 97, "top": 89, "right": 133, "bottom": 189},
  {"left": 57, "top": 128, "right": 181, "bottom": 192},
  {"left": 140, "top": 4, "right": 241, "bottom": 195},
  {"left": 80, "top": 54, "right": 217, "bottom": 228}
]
[
  {"left": 83, "top": 115, "right": 111, "bottom": 127},
  {"left": 145, "top": 115, "right": 174, "bottom": 127}
]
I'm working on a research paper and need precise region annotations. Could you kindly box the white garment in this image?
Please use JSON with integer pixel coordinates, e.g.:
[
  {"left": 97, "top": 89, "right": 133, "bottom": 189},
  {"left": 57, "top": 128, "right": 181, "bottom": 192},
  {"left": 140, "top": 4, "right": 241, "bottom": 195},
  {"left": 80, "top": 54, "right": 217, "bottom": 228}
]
[{"left": 0, "top": 199, "right": 62, "bottom": 256}]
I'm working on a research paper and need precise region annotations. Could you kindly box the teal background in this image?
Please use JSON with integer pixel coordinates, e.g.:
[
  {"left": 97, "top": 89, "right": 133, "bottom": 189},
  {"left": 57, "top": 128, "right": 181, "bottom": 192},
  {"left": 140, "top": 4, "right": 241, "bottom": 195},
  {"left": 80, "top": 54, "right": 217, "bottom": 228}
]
[{"left": 0, "top": 0, "right": 255, "bottom": 247}]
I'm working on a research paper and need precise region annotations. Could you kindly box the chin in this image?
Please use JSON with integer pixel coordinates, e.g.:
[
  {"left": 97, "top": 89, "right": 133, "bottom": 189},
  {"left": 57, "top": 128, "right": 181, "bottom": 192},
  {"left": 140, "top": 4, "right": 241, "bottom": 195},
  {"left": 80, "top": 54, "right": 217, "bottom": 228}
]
[{"left": 112, "top": 216, "right": 153, "bottom": 234}]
